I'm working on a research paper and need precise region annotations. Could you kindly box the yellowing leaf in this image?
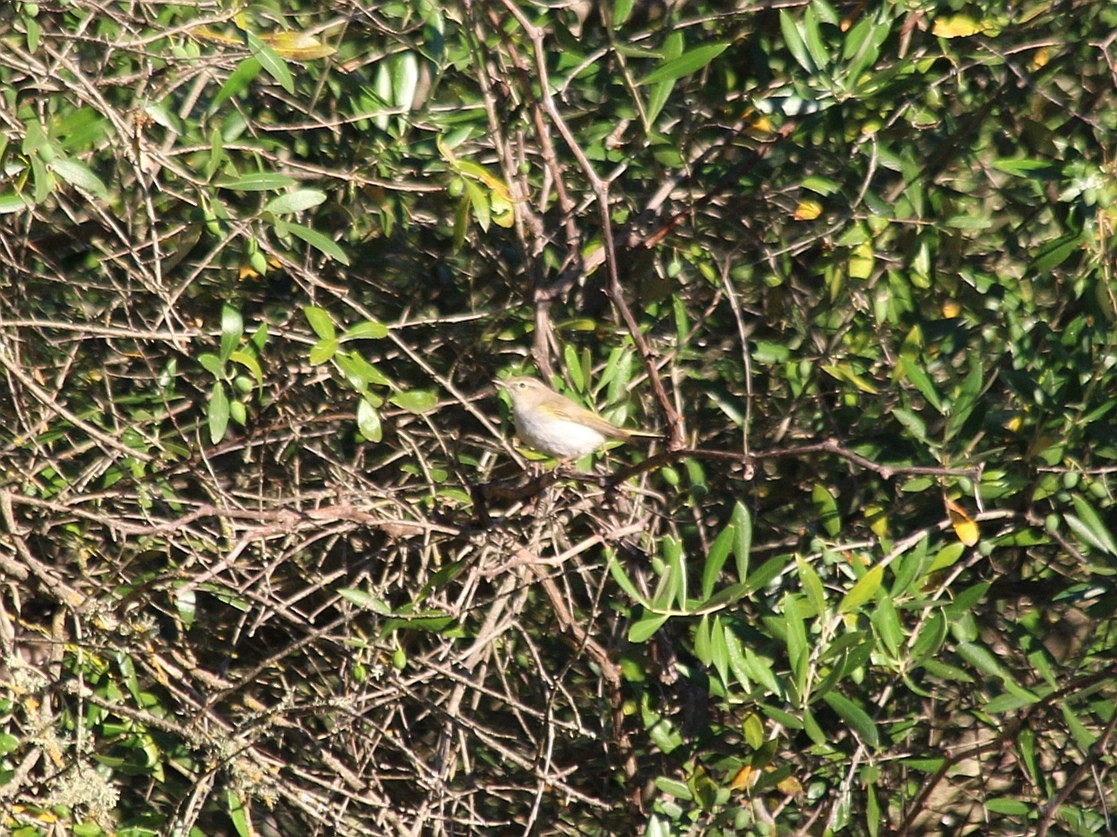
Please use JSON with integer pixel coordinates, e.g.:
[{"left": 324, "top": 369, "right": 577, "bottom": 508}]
[
  {"left": 932, "top": 15, "right": 987, "bottom": 38},
  {"left": 729, "top": 763, "right": 757, "bottom": 791},
  {"left": 941, "top": 299, "right": 961, "bottom": 318},
  {"left": 743, "top": 111, "right": 776, "bottom": 139},
  {"left": 775, "top": 771, "right": 803, "bottom": 796},
  {"left": 190, "top": 26, "right": 242, "bottom": 45},
  {"left": 260, "top": 31, "right": 336, "bottom": 61},
  {"left": 794, "top": 198, "right": 823, "bottom": 221},
  {"left": 864, "top": 503, "right": 889, "bottom": 539},
  {"left": 822, "top": 363, "right": 879, "bottom": 394},
  {"left": 945, "top": 497, "right": 980, "bottom": 546}
]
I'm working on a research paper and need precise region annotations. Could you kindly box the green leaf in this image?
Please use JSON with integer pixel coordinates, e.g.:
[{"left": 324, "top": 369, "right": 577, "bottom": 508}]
[
  {"left": 897, "top": 356, "right": 943, "bottom": 412},
  {"left": 304, "top": 306, "right": 335, "bottom": 340},
  {"left": 381, "top": 613, "right": 457, "bottom": 634},
  {"left": 464, "top": 177, "right": 490, "bottom": 232},
  {"left": 228, "top": 350, "right": 263, "bottom": 387},
  {"left": 800, "top": 4, "right": 830, "bottom": 71},
  {"left": 652, "top": 535, "right": 686, "bottom": 611},
  {"left": 797, "top": 557, "right": 826, "bottom": 618},
  {"left": 612, "top": 0, "right": 636, "bottom": 27},
  {"left": 357, "top": 397, "right": 382, "bottom": 442},
  {"left": 927, "top": 541, "right": 966, "bottom": 575},
  {"left": 265, "top": 189, "right": 327, "bottom": 215},
  {"left": 342, "top": 320, "right": 390, "bottom": 340},
  {"left": 198, "top": 352, "right": 224, "bottom": 377},
  {"left": 219, "top": 304, "right": 243, "bottom": 363},
  {"left": 779, "top": 10, "right": 816, "bottom": 73},
  {"left": 642, "top": 698, "right": 683, "bottom": 754},
  {"left": 746, "top": 649, "right": 783, "bottom": 697},
  {"left": 226, "top": 788, "right": 252, "bottom": 837},
  {"left": 208, "top": 382, "right": 230, "bottom": 444},
  {"left": 945, "top": 357, "right": 984, "bottom": 440},
  {"left": 638, "top": 42, "right": 729, "bottom": 86},
  {"left": 248, "top": 32, "right": 295, "bottom": 94},
  {"left": 1062, "top": 703, "right": 1097, "bottom": 751},
  {"left": 984, "top": 690, "right": 1040, "bottom": 714},
  {"left": 211, "top": 56, "right": 262, "bottom": 110},
  {"left": 872, "top": 595, "right": 902, "bottom": 658},
  {"left": 891, "top": 406, "right": 929, "bottom": 444},
  {"left": 694, "top": 613, "right": 713, "bottom": 665},
  {"left": 701, "top": 522, "right": 735, "bottom": 600},
  {"left": 391, "top": 50, "right": 419, "bottom": 111},
  {"left": 709, "top": 616, "right": 729, "bottom": 686},
  {"left": 629, "top": 610, "right": 670, "bottom": 643},
  {"left": 822, "top": 692, "right": 879, "bottom": 747},
  {"left": 337, "top": 588, "right": 392, "bottom": 614},
  {"left": 608, "top": 552, "right": 649, "bottom": 606},
  {"left": 217, "top": 172, "right": 297, "bottom": 191},
  {"left": 866, "top": 778, "right": 881, "bottom": 837},
  {"left": 991, "top": 158, "right": 1059, "bottom": 177},
  {"left": 724, "top": 626, "right": 753, "bottom": 691},
  {"left": 1032, "top": 233, "right": 1082, "bottom": 272},
  {"left": 742, "top": 554, "right": 786, "bottom": 596},
  {"left": 390, "top": 389, "right": 439, "bottom": 414},
  {"left": 0, "top": 193, "right": 29, "bottom": 214},
  {"left": 812, "top": 483, "right": 841, "bottom": 537},
  {"left": 30, "top": 154, "right": 52, "bottom": 202},
  {"left": 839, "top": 565, "right": 883, "bottom": 614},
  {"left": 50, "top": 158, "right": 108, "bottom": 200},
  {"left": 1067, "top": 496, "right": 1117, "bottom": 555},
  {"left": 985, "top": 798, "right": 1031, "bottom": 816},
  {"left": 654, "top": 777, "right": 693, "bottom": 800},
  {"left": 286, "top": 221, "right": 351, "bottom": 264},
  {"left": 760, "top": 702, "right": 804, "bottom": 731},
  {"left": 731, "top": 501, "right": 752, "bottom": 582},
  {"left": 783, "top": 593, "right": 808, "bottom": 691},
  {"left": 957, "top": 640, "right": 1009, "bottom": 681},
  {"left": 646, "top": 78, "right": 675, "bottom": 128},
  {"left": 309, "top": 337, "right": 338, "bottom": 366},
  {"left": 335, "top": 351, "right": 390, "bottom": 389}
]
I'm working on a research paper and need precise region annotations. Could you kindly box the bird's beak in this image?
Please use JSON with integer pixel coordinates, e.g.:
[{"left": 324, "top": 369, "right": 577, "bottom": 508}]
[{"left": 492, "top": 378, "right": 506, "bottom": 390}]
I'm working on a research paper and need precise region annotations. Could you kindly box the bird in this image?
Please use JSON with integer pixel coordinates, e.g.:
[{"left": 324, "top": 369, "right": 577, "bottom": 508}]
[{"left": 494, "top": 375, "right": 645, "bottom": 460}]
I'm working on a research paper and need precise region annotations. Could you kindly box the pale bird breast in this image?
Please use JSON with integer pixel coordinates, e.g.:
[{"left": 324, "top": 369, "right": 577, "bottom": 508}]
[{"left": 513, "top": 414, "right": 610, "bottom": 459}]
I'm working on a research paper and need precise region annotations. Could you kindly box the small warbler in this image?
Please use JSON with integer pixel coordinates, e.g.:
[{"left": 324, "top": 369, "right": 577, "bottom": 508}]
[{"left": 495, "top": 375, "right": 643, "bottom": 459}]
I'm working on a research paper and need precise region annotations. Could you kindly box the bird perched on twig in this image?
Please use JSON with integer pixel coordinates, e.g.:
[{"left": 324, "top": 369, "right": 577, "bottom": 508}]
[{"left": 494, "top": 375, "right": 654, "bottom": 460}]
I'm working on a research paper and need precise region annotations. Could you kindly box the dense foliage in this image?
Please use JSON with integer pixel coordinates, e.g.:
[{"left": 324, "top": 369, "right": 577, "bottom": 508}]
[{"left": 1, "top": 0, "right": 1115, "bottom": 834}]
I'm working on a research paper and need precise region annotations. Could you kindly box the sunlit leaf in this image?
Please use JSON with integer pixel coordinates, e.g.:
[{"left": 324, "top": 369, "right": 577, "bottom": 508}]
[
  {"left": 932, "top": 14, "right": 988, "bottom": 38},
  {"left": 839, "top": 565, "right": 883, "bottom": 614},
  {"left": 208, "top": 382, "right": 230, "bottom": 444},
  {"left": 265, "top": 189, "right": 327, "bottom": 215},
  {"left": 304, "top": 306, "right": 335, "bottom": 340},
  {"left": 357, "top": 397, "right": 382, "bottom": 442},
  {"left": 261, "top": 30, "right": 336, "bottom": 61},
  {"left": 793, "top": 198, "right": 823, "bottom": 220},
  {"left": 390, "top": 389, "right": 439, "bottom": 414},
  {"left": 945, "top": 498, "right": 980, "bottom": 547}
]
